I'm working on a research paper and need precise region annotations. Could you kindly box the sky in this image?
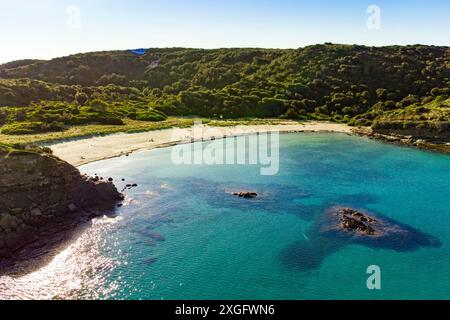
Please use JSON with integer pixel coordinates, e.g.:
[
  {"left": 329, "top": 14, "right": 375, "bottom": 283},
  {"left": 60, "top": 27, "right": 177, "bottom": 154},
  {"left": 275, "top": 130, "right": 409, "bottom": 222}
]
[{"left": 0, "top": 0, "right": 449, "bottom": 63}]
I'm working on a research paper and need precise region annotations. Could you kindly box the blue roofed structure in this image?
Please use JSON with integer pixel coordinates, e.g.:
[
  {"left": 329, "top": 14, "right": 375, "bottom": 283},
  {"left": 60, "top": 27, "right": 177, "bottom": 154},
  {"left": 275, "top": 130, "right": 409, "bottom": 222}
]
[{"left": 130, "top": 48, "right": 148, "bottom": 56}]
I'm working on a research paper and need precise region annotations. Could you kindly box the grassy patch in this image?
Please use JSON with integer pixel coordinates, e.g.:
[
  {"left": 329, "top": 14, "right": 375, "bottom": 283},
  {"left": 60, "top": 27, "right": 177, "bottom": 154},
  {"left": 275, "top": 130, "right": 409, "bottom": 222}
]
[
  {"left": 0, "top": 118, "right": 196, "bottom": 145},
  {"left": 0, "top": 117, "right": 304, "bottom": 145},
  {"left": 206, "top": 118, "right": 299, "bottom": 127}
]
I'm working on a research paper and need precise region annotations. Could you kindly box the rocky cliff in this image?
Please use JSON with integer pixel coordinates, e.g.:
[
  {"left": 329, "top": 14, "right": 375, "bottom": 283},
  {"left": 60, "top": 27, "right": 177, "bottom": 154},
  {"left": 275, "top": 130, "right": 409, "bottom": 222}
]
[
  {"left": 353, "top": 126, "right": 450, "bottom": 155},
  {"left": 372, "top": 121, "right": 450, "bottom": 140},
  {"left": 0, "top": 144, "right": 123, "bottom": 258}
]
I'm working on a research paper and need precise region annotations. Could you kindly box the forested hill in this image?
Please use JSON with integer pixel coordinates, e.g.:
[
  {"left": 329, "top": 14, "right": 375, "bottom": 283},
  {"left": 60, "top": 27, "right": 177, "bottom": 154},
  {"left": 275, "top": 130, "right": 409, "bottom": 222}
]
[{"left": 0, "top": 44, "right": 449, "bottom": 135}]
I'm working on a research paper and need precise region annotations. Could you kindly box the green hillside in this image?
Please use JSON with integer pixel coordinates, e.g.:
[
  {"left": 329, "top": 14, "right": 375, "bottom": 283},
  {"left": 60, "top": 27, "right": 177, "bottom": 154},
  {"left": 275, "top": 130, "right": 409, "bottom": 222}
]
[{"left": 0, "top": 44, "right": 449, "bottom": 136}]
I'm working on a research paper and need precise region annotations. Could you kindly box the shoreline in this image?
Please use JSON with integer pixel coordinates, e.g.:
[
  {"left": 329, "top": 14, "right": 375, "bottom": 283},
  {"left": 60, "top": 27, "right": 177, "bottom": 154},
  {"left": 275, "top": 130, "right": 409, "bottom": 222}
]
[
  {"left": 352, "top": 127, "right": 450, "bottom": 156},
  {"left": 50, "top": 122, "right": 353, "bottom": 167}
]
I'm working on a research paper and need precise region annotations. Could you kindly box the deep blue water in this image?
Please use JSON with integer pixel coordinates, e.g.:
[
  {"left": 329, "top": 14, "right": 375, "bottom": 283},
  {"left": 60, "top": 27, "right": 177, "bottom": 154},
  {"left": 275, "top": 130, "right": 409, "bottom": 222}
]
[{"left": 2, "top": 133, "right": 450, "bottom": 300}]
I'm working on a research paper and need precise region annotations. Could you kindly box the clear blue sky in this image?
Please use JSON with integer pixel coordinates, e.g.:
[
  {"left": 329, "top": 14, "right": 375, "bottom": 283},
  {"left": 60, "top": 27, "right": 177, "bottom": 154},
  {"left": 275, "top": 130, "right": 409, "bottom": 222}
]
[{"left": 1, "top": 0, "right": 449, "bottom": 63}]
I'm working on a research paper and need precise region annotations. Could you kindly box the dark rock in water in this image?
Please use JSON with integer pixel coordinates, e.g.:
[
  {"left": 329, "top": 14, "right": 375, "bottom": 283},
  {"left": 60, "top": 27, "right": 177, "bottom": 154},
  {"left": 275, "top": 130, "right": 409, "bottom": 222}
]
[
  {"left": 320, "top": 206, "right": 441, "bottom": 251},
  {"left": 280, "top": 206, "right": 441, "bottom": 272},
  {"left": 148, "top": 232, "right": 165, "bottom": 242},
  {"left": 143, "top": 257, "right": 158, "bottom": 266},
  {"left": 142, "top": 239, "right": 157, "bottom": 247},
  {"left": 164, "top": 178, "right": 312, "bottom": 218},
  {"left": 138, "top": 229, "right": 166, "bottom": 242},
  {"left": 108, "top": 177, "right": 113, "bottom": 182},
  {"left": 233, "top": 191, "right": 258, "bottom": 199},
  {"left": 121, "top": 183, "right": 138, "bottom": 192},
  {"left": 334, "top": 208, "right": 377, "bottom": 236}
]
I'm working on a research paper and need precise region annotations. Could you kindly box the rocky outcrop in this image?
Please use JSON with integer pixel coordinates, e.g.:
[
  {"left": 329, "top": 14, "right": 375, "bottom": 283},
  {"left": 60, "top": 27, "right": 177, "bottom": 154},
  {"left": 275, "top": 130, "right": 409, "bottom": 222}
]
[
  {"left": 0, "top": 146, "right": 123, "bottom": 258},
  {"left": 352, "top": 126, "right": 450, "bottom": 155},
  {"left": 281, "top": 206, "right": 441, "bottom": 271},
  {"left": 320, "top": 207, "right": 441, "bottom": 250},
  {"left": 337, "top": 208, "right": 377, "bottom": 236},
  {"left": 372, "top": 121, "right": 450, "bottom": 140},
  {"left": 233, "top": 191, "right": 258, "bottom": 199}
]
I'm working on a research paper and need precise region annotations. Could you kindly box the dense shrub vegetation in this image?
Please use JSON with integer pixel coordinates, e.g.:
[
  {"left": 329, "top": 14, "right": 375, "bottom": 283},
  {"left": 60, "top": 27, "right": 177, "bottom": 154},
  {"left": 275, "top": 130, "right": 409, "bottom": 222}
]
[{"left": 0, "top": 44, "right": 448, "bottom": 135}]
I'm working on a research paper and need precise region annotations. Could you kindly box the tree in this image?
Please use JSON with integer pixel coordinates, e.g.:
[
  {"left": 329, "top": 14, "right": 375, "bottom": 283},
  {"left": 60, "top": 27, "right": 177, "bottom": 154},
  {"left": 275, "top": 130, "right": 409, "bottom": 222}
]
[{"left": 75, "top": 91, "right": 89, "bottom": 105}]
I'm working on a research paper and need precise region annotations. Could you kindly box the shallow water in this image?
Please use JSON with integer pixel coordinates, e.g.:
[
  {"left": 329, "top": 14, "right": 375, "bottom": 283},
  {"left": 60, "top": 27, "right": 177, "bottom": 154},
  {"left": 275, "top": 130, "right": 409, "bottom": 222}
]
[{"left": 1, "top": 133, "right": 450, "bottom": 300}]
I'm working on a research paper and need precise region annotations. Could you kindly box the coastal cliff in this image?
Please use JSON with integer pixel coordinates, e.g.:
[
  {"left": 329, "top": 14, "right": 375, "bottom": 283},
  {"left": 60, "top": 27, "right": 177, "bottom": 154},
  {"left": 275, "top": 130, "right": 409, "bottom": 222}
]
[
  {"left": 0, "top": 144, "right": 123, "bottom": 259},
  {"left": 372, "top": 121, "right": 450, "bottom": 140},
  {"left": 353, "top": 126, "right": 450, "bottom": 155}
]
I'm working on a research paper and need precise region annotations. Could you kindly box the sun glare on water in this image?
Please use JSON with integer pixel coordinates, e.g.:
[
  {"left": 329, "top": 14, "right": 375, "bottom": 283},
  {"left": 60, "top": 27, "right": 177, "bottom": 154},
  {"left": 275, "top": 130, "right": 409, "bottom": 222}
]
[{"left": 0, "top": 216, "right": 123, "bottom": 300}]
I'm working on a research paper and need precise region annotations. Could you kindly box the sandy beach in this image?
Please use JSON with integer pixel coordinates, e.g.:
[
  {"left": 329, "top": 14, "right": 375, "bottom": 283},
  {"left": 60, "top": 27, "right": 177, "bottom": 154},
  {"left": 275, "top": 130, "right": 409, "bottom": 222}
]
[{"left": 50, "top": 122, "right": 353, "bottom": 167}]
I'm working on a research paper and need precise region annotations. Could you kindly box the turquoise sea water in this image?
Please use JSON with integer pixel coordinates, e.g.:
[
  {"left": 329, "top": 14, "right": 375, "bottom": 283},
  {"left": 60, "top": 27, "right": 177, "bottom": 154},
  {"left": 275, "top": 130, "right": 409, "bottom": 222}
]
[{"left": 2, "top": 133, "right": 450, "bottom": 299}]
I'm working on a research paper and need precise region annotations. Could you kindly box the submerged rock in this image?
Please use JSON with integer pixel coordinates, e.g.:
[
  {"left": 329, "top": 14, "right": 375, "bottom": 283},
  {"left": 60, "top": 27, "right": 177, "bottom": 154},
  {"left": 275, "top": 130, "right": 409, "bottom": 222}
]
[
  {"left": 281, "top": 206, "right": 441, "bottom": 272},
  {"left": 147, "top": 232, "right": 165, "bottom": 242},
  {"left": 143, "top": 257, "right": 158, "bottom": 266},
  {"left": 320, "top": 206, "right": 441, "bottom": 251}
]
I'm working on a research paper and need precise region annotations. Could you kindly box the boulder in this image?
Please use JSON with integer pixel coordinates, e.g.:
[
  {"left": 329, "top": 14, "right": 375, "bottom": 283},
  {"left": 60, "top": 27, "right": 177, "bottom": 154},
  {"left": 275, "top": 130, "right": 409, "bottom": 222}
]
[
  {"left": 339, "top": 208, "right": 377, "bottom": 235},
  {"left": 30, "top": 208, "right": 42, "bottom": 216},
  {"left": 233, "top": 191, "right": 258, "bottom": 199},
  {"left": 0, "top": 214, "right": 20, "bottom": 231},
  {"left": 4, "top": 232, "right": 26, "bottom": 251}
]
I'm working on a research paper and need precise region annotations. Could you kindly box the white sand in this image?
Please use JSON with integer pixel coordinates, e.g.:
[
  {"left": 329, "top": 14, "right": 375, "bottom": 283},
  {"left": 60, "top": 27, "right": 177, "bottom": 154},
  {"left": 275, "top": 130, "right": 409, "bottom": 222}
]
[{"left": 50, "top": 122, "right": 353, "bottom": 167}]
